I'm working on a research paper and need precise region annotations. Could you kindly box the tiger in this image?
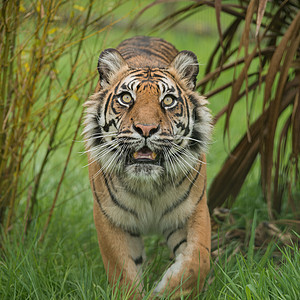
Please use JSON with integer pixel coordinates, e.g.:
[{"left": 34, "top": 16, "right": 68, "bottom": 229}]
[{"left": 83, "top": 36, "right": 212, "bottom": 299}]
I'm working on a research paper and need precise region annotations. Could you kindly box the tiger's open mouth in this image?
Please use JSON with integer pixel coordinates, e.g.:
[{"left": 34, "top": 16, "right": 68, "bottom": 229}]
[{"left": 127, "top": 146, "right": 161, "bottom": 165}]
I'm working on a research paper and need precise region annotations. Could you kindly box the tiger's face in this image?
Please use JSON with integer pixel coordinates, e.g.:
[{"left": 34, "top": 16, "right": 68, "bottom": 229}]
[{"left": 84, "top": 48, "right": 212, "bottom": 186}]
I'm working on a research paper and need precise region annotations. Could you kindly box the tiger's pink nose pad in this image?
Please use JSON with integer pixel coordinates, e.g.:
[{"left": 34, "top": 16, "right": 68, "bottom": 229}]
[{"left": 133, "top": 123, "right": 160, "bottom": 137}]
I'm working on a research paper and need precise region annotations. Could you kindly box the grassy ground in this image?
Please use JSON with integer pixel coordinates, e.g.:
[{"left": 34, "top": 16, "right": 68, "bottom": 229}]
[
  {"left": 1, "top": 1, "right": 299, "bottom": 299},
  {"left": 1, "top": 186, "right": 299, "bottom": 299}
]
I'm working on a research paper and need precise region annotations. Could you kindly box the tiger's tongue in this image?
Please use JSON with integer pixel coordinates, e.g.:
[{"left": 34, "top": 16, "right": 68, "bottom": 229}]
[{"left": 133, "top": 147, "right": 157, "bottom": 160}]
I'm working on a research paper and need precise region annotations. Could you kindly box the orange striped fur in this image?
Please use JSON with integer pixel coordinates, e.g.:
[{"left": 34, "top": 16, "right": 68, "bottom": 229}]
[{"left": 83, "top": 36, "right": 212, "bottom": 299}]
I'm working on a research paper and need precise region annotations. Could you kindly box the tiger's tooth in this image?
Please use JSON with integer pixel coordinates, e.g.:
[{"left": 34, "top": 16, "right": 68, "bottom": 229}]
[
  {"left": 133, "top": 152, "right": 138, "bottom": 159},
  {"left": 151, "top": 152, "right": 157, "bottom": 160}
]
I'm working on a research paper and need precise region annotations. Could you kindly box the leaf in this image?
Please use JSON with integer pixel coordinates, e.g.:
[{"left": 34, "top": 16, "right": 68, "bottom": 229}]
[
  {"left": 256, "top": 0, "right": 268, "bottom": 37},
  {"left": 223, "top": 0, "right": 257, "bottom": 144},
  {"left": 215, "top": 0, "right": 224, "bottom": 52},
  {"left": 261, "top": 13, "right": 300, "bottom": 218},
  {"left": 247, "top": 210, "right": 257, "bottom": 264},
  {"left": 208, "top": 119, "right": 261, "bottom": 209},
  {"left": 208, "top": 83, "right": 296, "bottom": 210},
  {"left": 262, "top": 11, "right": 300, "bottom": 108},
  {"left": 273, "top": 115, "right": 291, "bottom": 214},
  {"left": 48, "top": 27, "right": 58, "bottom": 34},
  {"left": 224, "top": 46, "right": 257, "bottom": 143},
  {"left": 202, "top": 19, "right": 241, "bottom": 93},
  {"left": 239, "top": 0, "right": 257, "bottom": 58},
  {"left": 152, "top": 2, "right": 200, "bottom": 30},
  {"left": 212, "top": 74, "right": 267, "bottom": 124},
  {"left": 19, "top": 4, "right": 26, "bottom": 12},
  {"left": 73, "top": 4, "right": 85, "bottom": 12},
  {"left": 291, "top": 84, "right": 300, "bottom": 159},
  {"left": 197, "top": 46, "right": 273, "bottom": 90}
]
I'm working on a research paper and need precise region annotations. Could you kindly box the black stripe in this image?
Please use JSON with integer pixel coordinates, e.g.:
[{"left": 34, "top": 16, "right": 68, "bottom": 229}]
[
  {"left": 123, "top": 52, "right": 170, "bottom": 65},
  {"left": 190, "top": 128, "right": 204, "bottom": 152},
  {"left": 195, "top": 179, "right": 206, "bottom": 206},
  {"left": 175, "top": 121, "right": 186, "bottom": 131},
  {"left": 103, "top": 93, "right": 112, "bottom": 132},
  {"left": 200, "top": 243, "right": 210, "bottom": 253},
  {"left": 162, "top": 69, "right": 177, "bottom": 81},
  {"left": 189, "top": 94, "right": 199, "bottom": 107},
  {"left": 173, "top": 239, "right": 187, "bottom": 254},
  {"left": 175, "top": 161, "right": 201, "bottom": 188},
  {"left": 120, "top": 77, "right": 136, "bottom": 90},
  {"left": 167, "top": 85, "right": 176, "bottom": 94},
  {"left": 117, "top": 37, "right": 177, "bottom": 58},
  {"left": 166, "top": 226, "right": 183, "bottom": 242},
  {"left": 114, "top": 81, "right": 122, "bottom": 94},
  {"left": 119, "top": 130, "right": 132, "bottom": 134},
  {"left": 92, "top": 179, "right": 140, "bottom": 235},
  {"left": 174, "top": 105, "right": 184, "bottom": 117},
  {"left": 151, "top": 73, "right": 165, "bottom": 79},
  {"left": 160, "top": 44, "right": 177, "bottom": 60},
  {"left": 92, "top": 179, "right": 115, "bottom": 224},
  {"left": 142, "top": 49, "right": 170, "bottom": 64},
  {"left": 177, "top": 83, "right": 190, "bottom": 137},
  {"left": 127, "top": 69, "right": 143, "bottom": 75},
  {"left": 160, "top": 163, "right": 202, "bottom": 219},
  {"left": 107, "top": 174, "right": 117, "bottom": 193},
  {"left": 102, "top": 173, "right": 139, "bottom": 219},
  {"left": 176, "top": 159, "right": 202, "bottom": 188},
  {"left": 176, "top": 174, "right": 188, "bottom": 187},
  {"left": 126, "top": 230, "right": 140, "bottom": 238},
  {"left": 91, "top": 116, "right": 103, "bottom": 147},
  {"left": 133, "top": 256, "right": 143, "bottom": 265},
  {"left": 129, "top": 79, "right": 136, "bottom": 90},
  {"left": 97, "top": 90, "right": 108, "bottom": 115},
  {"left": 103, "top": 118, "right": 117, "bottom": 133},
  {"left": 111, "top": 98, "right": 121, "bottom": 115},
  {"left": 161, "top": 82, "right": 166, "bottom": 93}
]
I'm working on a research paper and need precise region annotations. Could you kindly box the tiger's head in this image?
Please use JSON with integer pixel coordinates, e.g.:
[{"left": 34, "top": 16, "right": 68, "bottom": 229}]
[{"left": 84, "top": 47, "right": 212, "bottom": 188}]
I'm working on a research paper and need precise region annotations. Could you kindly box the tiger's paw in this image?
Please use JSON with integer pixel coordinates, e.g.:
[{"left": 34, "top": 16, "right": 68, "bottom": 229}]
[{"left": 153, "top": 254, "right": 188, "bottom": 297}]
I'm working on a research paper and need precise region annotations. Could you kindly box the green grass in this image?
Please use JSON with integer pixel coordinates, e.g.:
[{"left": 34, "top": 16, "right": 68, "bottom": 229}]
[
  {"left": 1, "top": 196, "right": 299, "bottom": 299},
  {"left": 205, "top": 241, "right": 300, "bottom": 299},
  {"left": 1, "top": 1, "right": 299, "bottom": 299}
]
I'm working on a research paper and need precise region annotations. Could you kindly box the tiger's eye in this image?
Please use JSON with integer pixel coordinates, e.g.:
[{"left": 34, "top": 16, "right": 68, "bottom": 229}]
[
  {"left": 162, "top": 96, "right": 176, "bottom": 108},
  {"left": 119, "top": 93, "right": 133, "bottom": 106}
]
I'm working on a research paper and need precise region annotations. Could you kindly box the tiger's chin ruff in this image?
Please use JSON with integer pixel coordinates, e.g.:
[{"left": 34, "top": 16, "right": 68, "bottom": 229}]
[
  {"left": 125, "top": 163, "right": 163, "bottom": 179},
  {"left": 122, "top": 163, "right": 164, "bottom": 197}
]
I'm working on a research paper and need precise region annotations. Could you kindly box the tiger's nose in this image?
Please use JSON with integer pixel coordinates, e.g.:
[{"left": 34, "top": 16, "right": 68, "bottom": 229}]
[{"left": 133, "top": 123, "right": 160, "bottom": 137}]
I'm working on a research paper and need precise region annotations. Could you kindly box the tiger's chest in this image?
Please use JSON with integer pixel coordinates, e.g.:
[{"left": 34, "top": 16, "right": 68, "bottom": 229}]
[{"left": 92, "top": 171, "right": 199, "bottom": 235}]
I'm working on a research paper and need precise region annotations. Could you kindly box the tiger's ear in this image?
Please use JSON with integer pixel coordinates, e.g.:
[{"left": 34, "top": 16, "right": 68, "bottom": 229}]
[
  {"left": 97, "top": 48, "right": 128, "bottom": 87},
  {"left": 169, "top": 50, "right": 199, "bottom": 90}
]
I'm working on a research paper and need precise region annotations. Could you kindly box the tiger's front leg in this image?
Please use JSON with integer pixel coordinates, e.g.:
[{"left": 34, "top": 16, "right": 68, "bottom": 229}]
[
  {"left": 154, "top": 196, "right": 211, "bottom": 298},
  {"left": 92, "top": 184, "right": 145, "bottom": 299}
]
